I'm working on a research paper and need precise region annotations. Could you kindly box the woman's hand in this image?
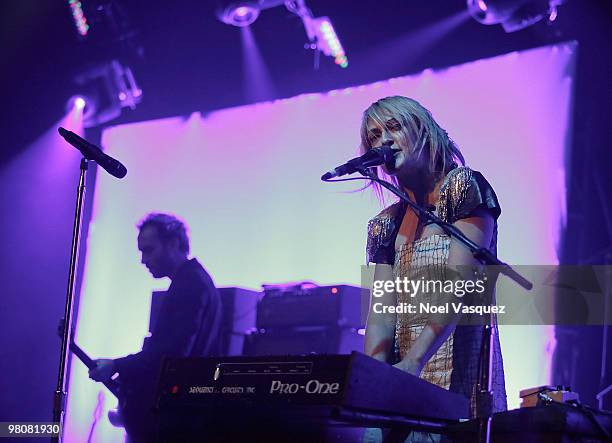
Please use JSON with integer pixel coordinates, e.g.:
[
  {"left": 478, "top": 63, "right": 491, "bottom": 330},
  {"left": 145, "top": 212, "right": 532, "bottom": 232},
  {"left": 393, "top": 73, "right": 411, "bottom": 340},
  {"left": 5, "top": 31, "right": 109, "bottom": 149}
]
[{"left": 393, "top": 357, "right": 423, "bottom": 376}]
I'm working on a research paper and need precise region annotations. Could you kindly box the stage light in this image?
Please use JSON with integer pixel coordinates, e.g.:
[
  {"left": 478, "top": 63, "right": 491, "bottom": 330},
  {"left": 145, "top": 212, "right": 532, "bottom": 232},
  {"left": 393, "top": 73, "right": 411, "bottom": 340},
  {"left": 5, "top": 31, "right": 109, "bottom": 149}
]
[
  {"left": 217, "top": 0, "right": 347, "bottom": 69},
  {"left": 301, "top": 15, "right": 348, "bottom": 68},
  {"left": 318, "top": 18, "right": 348, "bottom": 68},
  {"left": 68, "top": 60, "right": 143, "bottom": 128},
  {"left": 67, "top": 0, "right": 89, "bottom": 37},
  {"left": 467, "top": 0, "right": 565, "bottom": 32},
  {"left": 236, "top": 6, "right": 252, "bottom": 18},
  {"left": 217, "top": 1, "right": 286, "bottom": 27},
  {"left": 66, "top": 94, "right": 97, "bottom": 122},
  {"left": 218, "top": 2, "right": 260, "bottom": 27},
  {"left": 74, "top": 96, "right": 86, "bottom": 110}
]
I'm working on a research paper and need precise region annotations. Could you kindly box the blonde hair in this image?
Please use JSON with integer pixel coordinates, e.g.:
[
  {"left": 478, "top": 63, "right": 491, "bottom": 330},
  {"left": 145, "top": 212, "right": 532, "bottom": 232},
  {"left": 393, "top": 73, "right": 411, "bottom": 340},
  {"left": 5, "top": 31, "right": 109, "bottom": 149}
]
[{"left": 359, "top": 96, "right": 464, "bottom": 202}]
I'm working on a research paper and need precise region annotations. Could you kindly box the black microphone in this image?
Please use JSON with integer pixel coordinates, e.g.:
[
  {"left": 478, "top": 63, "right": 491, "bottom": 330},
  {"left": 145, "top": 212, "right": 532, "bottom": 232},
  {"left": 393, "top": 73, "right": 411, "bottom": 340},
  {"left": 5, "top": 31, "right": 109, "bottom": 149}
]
[
  {"left": 58, "top": 127, "right": 127, "bottom": 179},
  {"left": 321, "top": 141, "right": 399, "bottom": 180}
]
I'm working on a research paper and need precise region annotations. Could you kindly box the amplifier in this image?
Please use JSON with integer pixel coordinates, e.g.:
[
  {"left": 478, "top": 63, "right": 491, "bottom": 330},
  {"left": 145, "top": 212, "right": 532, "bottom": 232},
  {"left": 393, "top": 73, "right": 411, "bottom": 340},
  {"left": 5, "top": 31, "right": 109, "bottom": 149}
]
[
  {"left": 148, "top": 287, "right": 261, "bottom": 356},
  {"left": 243, "top": 327, "right": 364, "bottom": 356},
  {"left": 256, "top": 284, "right": 366, "bottom": 329},
  {"left": 217, "top": 287, "right": 261, "bottom": 355}
]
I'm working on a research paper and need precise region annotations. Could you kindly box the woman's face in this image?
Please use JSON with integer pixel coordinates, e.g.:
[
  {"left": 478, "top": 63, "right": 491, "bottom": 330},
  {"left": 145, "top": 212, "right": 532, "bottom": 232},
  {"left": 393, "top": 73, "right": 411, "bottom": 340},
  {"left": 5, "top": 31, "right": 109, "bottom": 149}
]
[{"left": 366, "top": 115, "right": 424, "bottom": 175}]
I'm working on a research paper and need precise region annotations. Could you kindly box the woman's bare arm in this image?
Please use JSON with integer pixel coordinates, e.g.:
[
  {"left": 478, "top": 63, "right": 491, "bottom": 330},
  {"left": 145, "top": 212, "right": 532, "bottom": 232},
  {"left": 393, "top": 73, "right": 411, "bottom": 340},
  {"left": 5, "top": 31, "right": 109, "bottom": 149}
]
[{"left": 364, "top": 263, "right": 398, "bottom": 362}]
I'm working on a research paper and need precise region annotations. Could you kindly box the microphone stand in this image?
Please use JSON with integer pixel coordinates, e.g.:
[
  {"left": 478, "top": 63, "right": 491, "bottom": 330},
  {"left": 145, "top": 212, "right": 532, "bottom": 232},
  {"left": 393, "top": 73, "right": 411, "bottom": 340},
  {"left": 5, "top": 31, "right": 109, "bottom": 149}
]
[
  {"left": 346, "top": 167, "right": 533, "bottom": 443},
  {"left": 52, "top": 158, "right": 89, "bottom": 442}
]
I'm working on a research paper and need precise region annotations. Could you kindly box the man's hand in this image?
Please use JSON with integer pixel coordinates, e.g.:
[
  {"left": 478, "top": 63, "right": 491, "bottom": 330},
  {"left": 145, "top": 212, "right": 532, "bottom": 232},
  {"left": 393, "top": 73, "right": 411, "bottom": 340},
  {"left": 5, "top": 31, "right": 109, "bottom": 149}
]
[
  {"left": 89, "top": 359, "right": 116, "bottom": 382},
  {"left": 393, "top": 357, "right": 422, "bottom": 376}
]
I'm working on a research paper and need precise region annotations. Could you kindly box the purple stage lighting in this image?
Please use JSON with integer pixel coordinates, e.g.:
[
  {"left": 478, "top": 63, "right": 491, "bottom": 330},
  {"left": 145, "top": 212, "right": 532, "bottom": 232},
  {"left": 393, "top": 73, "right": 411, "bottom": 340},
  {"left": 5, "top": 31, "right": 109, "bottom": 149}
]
[
  {"left": 218, "top": 2, "right": 260, "bottom": 27},
  {"left": 63, "top": 44, "right": 575, "bottom": 440},
  {"left": 240, "top": 26, "right": 277, "bottom": 102}
]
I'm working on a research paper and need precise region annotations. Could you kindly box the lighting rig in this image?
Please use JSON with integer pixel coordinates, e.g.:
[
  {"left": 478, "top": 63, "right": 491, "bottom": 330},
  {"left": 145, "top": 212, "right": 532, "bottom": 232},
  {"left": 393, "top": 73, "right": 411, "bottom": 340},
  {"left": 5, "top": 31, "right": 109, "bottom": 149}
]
[
  {"left": 217, "top": 0, "right": 348, "bottom": 69},
  {"left": 65, "top": 0, "right": 143, "bottom": 127},
  {"left": 467, "top": 0, "right": 566, "bottom": 32}
]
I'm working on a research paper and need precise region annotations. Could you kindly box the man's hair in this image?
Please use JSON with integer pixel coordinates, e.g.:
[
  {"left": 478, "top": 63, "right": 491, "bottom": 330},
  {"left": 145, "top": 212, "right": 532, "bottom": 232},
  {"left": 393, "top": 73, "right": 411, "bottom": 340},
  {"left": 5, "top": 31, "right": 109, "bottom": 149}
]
[
  {"left": 138, "top": 213, "right": 190, "bottom": 254},
  {"left": 359, "top": 96, "right": 465, "bottom": 203}
]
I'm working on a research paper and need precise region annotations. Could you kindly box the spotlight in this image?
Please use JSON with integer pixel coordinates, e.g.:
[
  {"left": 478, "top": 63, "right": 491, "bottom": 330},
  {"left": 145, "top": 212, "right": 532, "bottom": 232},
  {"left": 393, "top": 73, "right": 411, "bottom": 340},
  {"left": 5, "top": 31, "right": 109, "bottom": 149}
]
[
  {"left": 67, "top": 0, "right": 89, "bottom": 37},
  {"left": 69, "top": 60, "right": 142, "bottom": 128},
  {"left": 467, "top": 0, "right": 565, "bottom": 32},
  {"left": 74, "top": 96, "right": 86, "bottom": 110},
  {"left": 218, "top": 2, "right": 260, "bottom": 27},
  {"left": 318, "top": 18, "right": 348, "bottom": 68},
  {"left": 66, "top": 94, "right": 96, "bottom": 121},
  {"left": 216, "top": 0, "right": 347, "bottom": 69},
  {"left": 301, "top": 15, "right": 348, "bottom": 68},
  {"left": 216, "top": 1, "right": 287, "bottom": 27}
]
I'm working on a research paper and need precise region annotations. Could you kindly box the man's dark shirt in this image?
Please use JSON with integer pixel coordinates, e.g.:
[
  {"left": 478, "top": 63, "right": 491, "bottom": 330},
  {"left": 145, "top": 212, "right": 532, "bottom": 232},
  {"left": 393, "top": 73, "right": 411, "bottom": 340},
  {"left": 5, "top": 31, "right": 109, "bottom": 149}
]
[{"left": 113, "top": 258, "right": 222, "bottom": 441}]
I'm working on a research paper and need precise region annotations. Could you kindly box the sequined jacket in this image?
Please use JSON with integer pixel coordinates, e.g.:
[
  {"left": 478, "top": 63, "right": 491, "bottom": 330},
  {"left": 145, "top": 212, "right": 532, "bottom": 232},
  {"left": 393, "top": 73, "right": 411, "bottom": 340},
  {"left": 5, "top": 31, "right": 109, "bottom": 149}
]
[
  {"left": 365, "top": 166, "right": 508, "bottom": 415},
  {"left": 367, "top": 166, "right": 502, "bottom": 265}
]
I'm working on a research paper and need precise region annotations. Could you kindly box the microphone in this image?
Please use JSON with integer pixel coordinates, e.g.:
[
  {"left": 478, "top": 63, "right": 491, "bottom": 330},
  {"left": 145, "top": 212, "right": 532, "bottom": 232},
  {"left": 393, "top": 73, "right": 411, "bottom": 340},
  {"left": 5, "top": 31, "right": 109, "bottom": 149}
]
[
  {"left": 321, "top": 141, "right": 399, "bottom": 180},
  {"left": 58, "top": 127, "right": 127, "bottom": 179}
]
